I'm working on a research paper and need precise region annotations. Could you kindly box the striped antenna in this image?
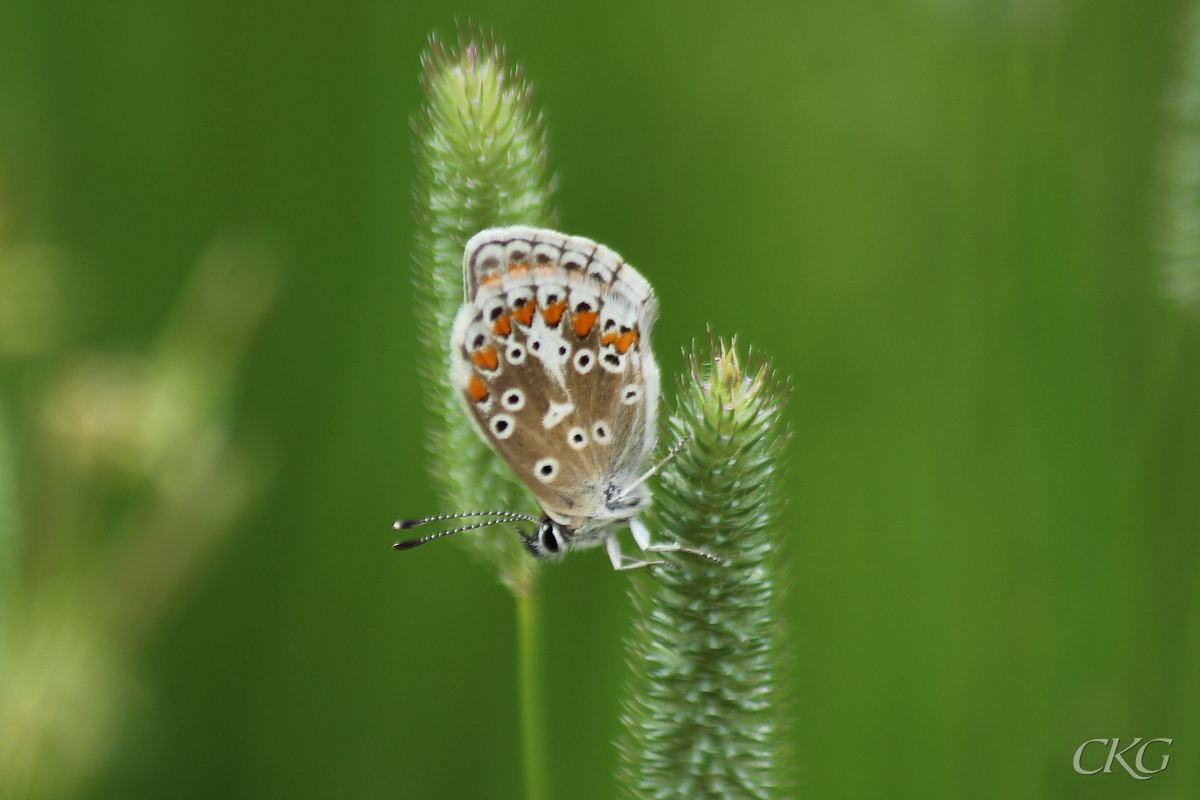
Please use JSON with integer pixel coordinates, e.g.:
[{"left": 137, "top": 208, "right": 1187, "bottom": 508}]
[
  {"left": 393, "top": 510, "right": 538, "bottom": 550},
  {"left": 394, "top": 510, "right": 537, "bottom": 531}
]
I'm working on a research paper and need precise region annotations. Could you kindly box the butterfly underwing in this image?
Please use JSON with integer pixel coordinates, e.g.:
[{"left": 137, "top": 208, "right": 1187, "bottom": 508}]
[
  {"left": 448, "top": 226, "right": 662, "bottom": 563},
  {"left": 398, "top": 227, "right": 721, "bottom": 570}
]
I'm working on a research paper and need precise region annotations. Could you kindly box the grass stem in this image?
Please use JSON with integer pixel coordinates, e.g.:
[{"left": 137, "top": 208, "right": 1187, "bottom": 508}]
[{"left": 517, "top": 589, "right": 549, "bottom": 800}]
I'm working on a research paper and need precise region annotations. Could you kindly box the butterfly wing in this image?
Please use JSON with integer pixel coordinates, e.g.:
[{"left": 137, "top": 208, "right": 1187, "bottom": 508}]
[{"left": 451, "top": 227, "right": 660, "bottom": 536}]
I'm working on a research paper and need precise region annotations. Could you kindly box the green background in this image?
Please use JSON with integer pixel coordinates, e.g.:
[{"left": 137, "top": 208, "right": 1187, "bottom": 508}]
[{"left": 3, "top": 0, "right": 1198, "bottom": 798}]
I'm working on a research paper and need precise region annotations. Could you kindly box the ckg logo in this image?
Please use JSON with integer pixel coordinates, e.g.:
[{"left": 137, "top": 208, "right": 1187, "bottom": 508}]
[{"left": 1073, "top": 738, "right": 1172, "bottom": 779}]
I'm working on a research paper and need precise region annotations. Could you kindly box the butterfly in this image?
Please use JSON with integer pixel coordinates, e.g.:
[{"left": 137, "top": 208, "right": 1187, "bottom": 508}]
[{"left": 396, "top": 227, "right": 720, "bottom": 570}]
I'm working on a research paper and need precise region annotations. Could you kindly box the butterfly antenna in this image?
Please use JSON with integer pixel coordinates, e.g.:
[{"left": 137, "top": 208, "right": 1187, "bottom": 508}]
[
  {"left": 394, "top": 516, "right": 533, "bottom": 550},
  {"left": 618, "top": 435, "right": 693, "bottom": 498},
  {"left": 394, "top": 510, "right": 537, "bottom": 531}
]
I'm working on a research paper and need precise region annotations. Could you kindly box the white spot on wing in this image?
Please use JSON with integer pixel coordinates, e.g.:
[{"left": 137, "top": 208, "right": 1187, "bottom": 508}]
[
  {"left": 482, "top": 297, "right": 507, "bottom": 327},
  {"left": 573, "top": 349, "right": 595, "bottom": 373},
  {"left": 505, "top": 240, "right": 532, "bottom": 265},
  {"left": 502, "top": 388, "right": 526, "bottom": 411},
  {"left": 592, "top": 421, "right": 611, "bottom": 444},
  {"left": 534, "top": 457, "right": 559, "bottom": 483},
  {"left": 543, "top": 401, "right": 575, "bottom": 429},
  {"left": 507, "top": 287, "right": 535, "bottom": 315},
  {"left": 566, "top": 427, "right": 588, "bottom": 450},
  {"left": 474, "top": 242, "right": 505, "bottom": 271},
  {"left": 531, "top": 242, "right": 561, "bottom": 267},
  {"left": 465, "top": 321, "right": 490, "bottom": 352},
  {"left": 536, "top": 285, "right": 567, "bottom": 307},
  {"left": 490, "top": 414, "right": 515, "bottom": 439},
  {"left": 527, "top": 325, "right": 572, "bottom": 380},
  {"left": 586, "top": 262, "right": 614, "bottom": 283},
  {"left": 561, "top": 249, "right": 589, "bottom": 271},
  {"left": 600, "top": 350, "right": 626, "bottom": 373}
]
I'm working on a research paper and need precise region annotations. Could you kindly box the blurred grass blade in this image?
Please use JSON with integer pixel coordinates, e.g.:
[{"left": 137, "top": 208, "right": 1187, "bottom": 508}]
[
  {"left": 0, "top": 235, "right": 277, "bottom": 799},
  {"left": 412, "top": 30, "right": 555, "bottom": 594},
  {"left": 0, "top": 401, "right": 14, "bottom": 623},
  {"left": 619, "top": 339, "right": 790, "bottom": 800},
  {"left": 108, "top": 234, "right": 280, "bottom": 638},
  {"left": 1159, "top": 1, "right": 1200, "bottom": 308}
]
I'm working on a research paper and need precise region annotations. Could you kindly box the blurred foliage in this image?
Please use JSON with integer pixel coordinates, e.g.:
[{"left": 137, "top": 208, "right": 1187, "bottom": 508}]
[
  {"left": 0, "top": 220, "right": 277, "bottom": 798},
  {"left": 0, "top": 1, "right": 1197, "bottom": 799},
  {"left": 1160, "top": 1, "right": 1200, "bottom": 308}
]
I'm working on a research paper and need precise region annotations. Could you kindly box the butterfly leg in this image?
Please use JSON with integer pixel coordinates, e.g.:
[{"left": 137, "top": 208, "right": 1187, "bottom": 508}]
[
  {"left": 606, "top": 534, "right": 671, "bottom": 571},
  {"left": 629, "top": 518, "right": 726, "bottom": 565}
]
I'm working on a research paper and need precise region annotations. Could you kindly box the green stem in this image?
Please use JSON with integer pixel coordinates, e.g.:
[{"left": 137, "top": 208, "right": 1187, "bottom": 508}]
[{"left": 516, "top": 589, "right": 548, "bottom": 800}]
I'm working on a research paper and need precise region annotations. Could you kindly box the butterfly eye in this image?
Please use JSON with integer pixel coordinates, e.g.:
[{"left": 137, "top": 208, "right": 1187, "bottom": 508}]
[
  {"left": 490, "top": 414, "right": 516, "bottom": 440},
  {"left": 539, "top": 522, "right": 560, "bottom": 553},
  {"left": 534, "top": 458, "right": 559, "bottom": 483},
  {"left": 502, "top": 389, "right": 526, "bottom": 411}
]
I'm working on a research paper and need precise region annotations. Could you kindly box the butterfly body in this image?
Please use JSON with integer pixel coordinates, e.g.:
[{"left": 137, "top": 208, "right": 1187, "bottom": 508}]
[{"left": 449, "top": 226, "right": 660, "bottom": 561}]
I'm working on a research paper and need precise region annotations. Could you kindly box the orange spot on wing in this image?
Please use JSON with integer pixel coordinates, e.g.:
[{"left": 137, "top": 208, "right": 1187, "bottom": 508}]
[
  {"left": 508, "top": 261, "right": 529, "bottom": 275},
  {"left": 470, "top": 345, "right": 499, "bottom": 370},
  {"left": 480, "top": 272, "right": 502, "bottom": 287},
  {"left": 513, "top": 300, "right": 537, "bottom": 326},
  {"left": 615, "top": 330, "right": 638, "bottom": 353},
  {"left": 467, "top": 373, "right": 489, "bottom": 403},
  {"left": 572, "top": 310, "right": 598, "bottom": 337},
  {"left": 541, "top": 299, "right": 568, "bottom": 325},
  {"left": 601, "top": 331, "right": 619, "bottom": 346},
  {"left": 492, "top": 313, "right": 512, "bottom": 337}
]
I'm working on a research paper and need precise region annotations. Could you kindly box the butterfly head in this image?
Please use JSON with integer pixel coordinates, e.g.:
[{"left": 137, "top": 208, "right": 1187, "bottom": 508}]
[
  {"left": 523, "top": 516, "right": 569, "bottom": 560},
  {"left": 519, "top": 478, "right": 651, "bottom": 560}
]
